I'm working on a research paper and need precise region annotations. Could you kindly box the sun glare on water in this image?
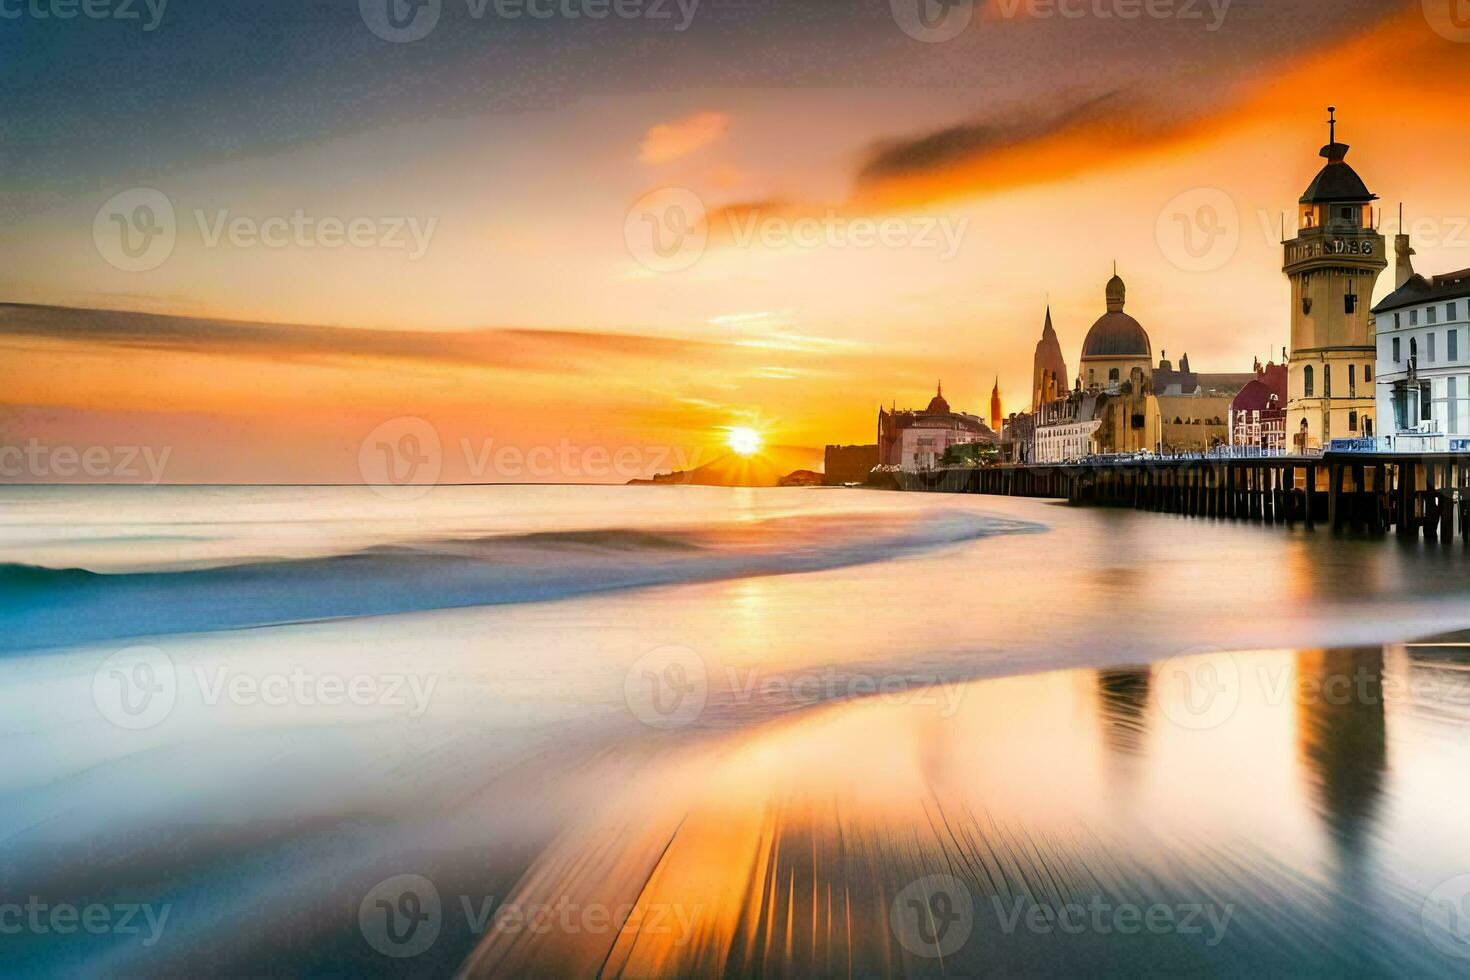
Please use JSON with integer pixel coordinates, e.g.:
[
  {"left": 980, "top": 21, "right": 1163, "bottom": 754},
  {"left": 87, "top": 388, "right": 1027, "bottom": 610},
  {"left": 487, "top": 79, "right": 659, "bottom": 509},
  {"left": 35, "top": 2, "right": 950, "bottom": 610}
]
[{"left": 726, "top": 427, "right": 763, "bottom": 457}]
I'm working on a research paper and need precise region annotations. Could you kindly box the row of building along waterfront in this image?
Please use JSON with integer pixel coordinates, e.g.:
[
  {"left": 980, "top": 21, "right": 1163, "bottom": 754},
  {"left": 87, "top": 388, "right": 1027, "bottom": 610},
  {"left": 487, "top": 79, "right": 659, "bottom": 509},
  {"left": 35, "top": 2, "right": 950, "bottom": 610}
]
[{"left": 824, "top": 108, "right": 1470, "bottom": 478}]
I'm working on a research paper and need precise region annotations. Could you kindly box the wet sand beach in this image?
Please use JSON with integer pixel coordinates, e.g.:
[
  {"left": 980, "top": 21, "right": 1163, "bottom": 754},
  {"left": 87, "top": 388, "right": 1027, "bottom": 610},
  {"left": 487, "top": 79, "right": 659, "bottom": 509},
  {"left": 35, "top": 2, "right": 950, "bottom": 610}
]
[{"left": 3, "top": 487, "right": 1470, "bottom": 975}]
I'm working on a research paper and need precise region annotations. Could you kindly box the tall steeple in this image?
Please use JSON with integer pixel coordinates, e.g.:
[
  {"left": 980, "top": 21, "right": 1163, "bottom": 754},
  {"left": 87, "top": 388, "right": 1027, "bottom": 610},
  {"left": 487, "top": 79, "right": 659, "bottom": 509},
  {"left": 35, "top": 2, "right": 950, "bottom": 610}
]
[
  {"left": 990, "top": 377, "right": 1002, "bottom": 433},
  {"left": 1031, "top": 305, "right": 1070, "bottom": 412}
]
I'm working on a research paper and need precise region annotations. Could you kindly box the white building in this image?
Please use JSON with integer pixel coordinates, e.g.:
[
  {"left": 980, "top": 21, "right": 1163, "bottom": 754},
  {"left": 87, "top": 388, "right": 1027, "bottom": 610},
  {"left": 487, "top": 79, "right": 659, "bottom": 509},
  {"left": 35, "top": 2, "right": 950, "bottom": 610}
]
[
  {"left": 1033, "top": 392, "right": 1103, "bottom": 464},
  {"left": 1373, "top": 233, "right": 1470, "bottom": 452},
  {"left": 877, "top": 385, "right": 996, "bottom": 471}
]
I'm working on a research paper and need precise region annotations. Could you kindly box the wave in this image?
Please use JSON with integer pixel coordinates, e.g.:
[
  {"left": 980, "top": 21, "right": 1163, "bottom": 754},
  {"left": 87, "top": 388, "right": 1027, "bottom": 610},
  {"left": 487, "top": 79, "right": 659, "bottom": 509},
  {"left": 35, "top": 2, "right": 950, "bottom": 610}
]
[{"left": 0, "top": 511, "right": 1044, "bottom": 654}]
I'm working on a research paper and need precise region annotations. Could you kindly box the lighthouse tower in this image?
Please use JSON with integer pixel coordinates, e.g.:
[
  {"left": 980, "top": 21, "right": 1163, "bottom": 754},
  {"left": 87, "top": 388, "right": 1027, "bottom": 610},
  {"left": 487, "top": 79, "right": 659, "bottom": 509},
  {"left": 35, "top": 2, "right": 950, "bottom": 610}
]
[{"left": 1283, "top": 107, "right": 1387, "bottom": 452}]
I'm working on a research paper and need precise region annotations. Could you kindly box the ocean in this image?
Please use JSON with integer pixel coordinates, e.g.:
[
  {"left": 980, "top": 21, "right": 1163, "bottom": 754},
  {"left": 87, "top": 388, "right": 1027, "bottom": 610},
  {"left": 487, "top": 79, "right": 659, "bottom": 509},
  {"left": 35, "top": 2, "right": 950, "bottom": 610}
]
[{"left": 3, "top": 485, "right": 1470, "bottom": 975}]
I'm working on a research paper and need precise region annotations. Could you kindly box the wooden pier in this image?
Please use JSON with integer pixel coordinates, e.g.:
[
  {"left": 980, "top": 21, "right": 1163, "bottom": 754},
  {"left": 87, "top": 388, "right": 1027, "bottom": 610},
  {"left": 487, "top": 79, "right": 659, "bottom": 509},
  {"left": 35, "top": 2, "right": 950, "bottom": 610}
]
[{"left": 896, "top": 454, "right": 1470, "bottom": 542}]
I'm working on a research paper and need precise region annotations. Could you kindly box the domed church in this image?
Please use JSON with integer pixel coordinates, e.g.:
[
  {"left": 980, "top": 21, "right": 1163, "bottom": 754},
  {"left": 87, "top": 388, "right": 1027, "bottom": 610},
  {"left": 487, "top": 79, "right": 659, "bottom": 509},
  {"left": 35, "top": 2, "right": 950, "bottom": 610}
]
[{"left": 1080, "top": 271, "right": 1152, "bottom": 393}]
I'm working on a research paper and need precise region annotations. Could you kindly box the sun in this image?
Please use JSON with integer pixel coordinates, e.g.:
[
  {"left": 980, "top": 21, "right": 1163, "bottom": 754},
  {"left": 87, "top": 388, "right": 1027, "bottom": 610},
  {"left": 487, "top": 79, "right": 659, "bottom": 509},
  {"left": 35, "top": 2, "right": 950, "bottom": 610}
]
[{"left": 725, "top": 426, "right": 763, "bottom": 457}]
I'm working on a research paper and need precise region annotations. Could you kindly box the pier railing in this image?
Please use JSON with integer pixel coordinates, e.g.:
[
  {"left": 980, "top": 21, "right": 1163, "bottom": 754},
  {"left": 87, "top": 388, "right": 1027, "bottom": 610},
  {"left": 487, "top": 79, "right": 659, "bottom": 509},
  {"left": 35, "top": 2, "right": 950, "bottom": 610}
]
[{"left": 895, "top": 453, "right": 1470, "bottom": 542}]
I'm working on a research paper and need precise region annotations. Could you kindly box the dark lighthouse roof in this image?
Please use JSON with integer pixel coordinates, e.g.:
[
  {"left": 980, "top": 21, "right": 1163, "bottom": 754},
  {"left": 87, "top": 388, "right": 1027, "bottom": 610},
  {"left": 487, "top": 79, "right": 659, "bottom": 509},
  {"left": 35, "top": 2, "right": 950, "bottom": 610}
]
[{"left": 1300, "top": 107, "right": 1377, "bottom": 205}]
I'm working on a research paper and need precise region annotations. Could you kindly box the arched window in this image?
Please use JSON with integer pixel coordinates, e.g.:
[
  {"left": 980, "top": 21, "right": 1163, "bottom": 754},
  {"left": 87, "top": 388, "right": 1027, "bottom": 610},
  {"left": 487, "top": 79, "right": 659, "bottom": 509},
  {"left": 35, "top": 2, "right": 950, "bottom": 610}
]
[{"left": 1304, "top": 365, "right": 1315, "bottom": 397}]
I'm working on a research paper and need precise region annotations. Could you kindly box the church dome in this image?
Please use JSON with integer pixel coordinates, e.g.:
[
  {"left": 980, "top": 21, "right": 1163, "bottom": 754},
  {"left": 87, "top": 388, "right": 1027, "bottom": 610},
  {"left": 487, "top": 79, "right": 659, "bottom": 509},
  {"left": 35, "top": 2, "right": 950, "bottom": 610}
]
[
  {"left": 1082, "top": 312, "right": 1151, "bottom": 358},
  {"left": 1081, "top": 272, "right": 1151, "bottom": 359},
  {"left": 925, "top": 383, "right": 950, "bottom": 414}
]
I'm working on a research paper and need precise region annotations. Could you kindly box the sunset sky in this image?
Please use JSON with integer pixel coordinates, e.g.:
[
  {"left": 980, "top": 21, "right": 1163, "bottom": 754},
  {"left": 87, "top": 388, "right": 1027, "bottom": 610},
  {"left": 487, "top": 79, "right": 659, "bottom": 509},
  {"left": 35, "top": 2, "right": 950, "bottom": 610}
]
[{"left": 3, "top": 0, "right": 1470, "bottom": 482}]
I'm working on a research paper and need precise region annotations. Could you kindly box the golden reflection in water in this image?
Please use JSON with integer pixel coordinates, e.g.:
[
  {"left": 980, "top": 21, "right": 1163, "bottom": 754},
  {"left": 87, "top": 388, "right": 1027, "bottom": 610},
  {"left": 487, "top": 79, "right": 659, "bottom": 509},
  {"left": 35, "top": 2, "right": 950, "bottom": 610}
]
[{"left": 460, "top": 650, "right": 1461, "bottom": 976}]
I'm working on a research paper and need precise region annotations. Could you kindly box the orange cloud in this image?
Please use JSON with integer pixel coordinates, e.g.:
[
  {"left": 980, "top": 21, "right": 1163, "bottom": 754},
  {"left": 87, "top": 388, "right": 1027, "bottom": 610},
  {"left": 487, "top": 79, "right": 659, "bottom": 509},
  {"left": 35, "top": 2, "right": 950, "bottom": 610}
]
[
  {"left": 850, "top": 9, "right": 1467, "bottom": 211},
  {"left": 639, "top": 111, "right": 730, "bottom": 164}
]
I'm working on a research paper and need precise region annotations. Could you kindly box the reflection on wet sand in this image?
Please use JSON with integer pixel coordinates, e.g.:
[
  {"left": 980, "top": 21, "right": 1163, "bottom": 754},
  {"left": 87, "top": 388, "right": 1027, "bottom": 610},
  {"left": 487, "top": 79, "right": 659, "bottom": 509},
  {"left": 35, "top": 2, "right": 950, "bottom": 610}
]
[
  {"left": 462, "top": 649, "right": 1466, "bottom": 976},
  {"left": 1295, "top": 649, "right": 1387, "bottom": 855},
  {"left": 1096, "top": 668, "right": 1152, "bottom": 756}
]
